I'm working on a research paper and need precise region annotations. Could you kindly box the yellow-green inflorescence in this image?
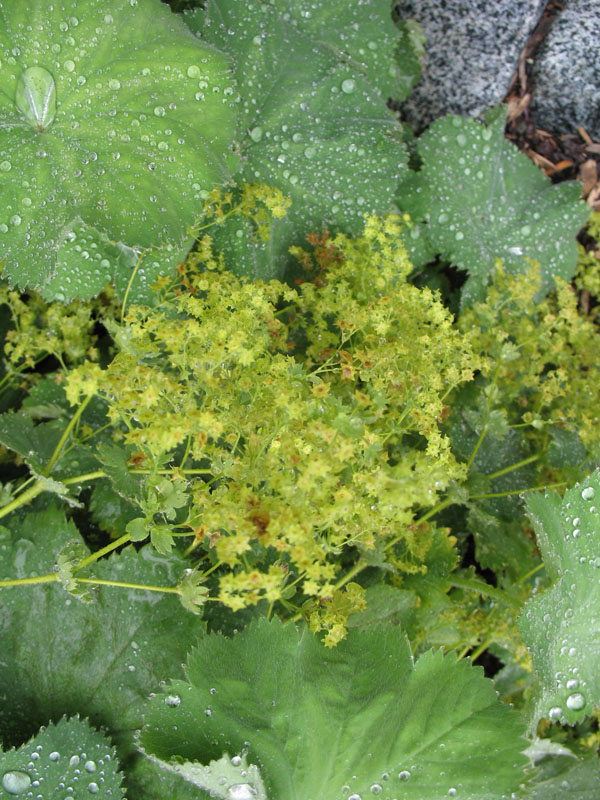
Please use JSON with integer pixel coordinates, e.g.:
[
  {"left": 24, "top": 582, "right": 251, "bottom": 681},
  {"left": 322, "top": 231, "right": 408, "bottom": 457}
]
[{"left": 64, "top": 212, "right": 483, "bottom": 644}]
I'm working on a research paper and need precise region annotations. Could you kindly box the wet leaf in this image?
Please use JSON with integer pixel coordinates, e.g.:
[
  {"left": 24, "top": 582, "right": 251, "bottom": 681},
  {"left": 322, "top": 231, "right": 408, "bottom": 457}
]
[
  {"left": 139, "top": 618, "right": 527, "bottom": 799},
  {"left": 396, "top": 107, "right": 590, "bottom": 306},
  {"left": 519, "top": 470, "right": 600, "bottom": 728},
  {"left": 0, "top": 717, "right": 124, "bottom": 799},
  {"left": 0, "top": 0, "right": 237, "bottom": 300},
  {"left": 185, "top": 0, "right": 408, "bottom": 280}
]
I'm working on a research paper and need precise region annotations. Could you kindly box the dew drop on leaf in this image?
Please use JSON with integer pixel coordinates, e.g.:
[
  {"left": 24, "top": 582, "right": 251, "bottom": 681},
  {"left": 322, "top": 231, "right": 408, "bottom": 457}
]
[
  {"left": 87, "top": 783, "right": 99, "bottom": 794},
  {"left": 84, "top": 760, "right": 96, "bottom": 773},
  {"left": 566, "top": 692, "right": 585, "bottom": 710},
  {"left": 341, "top": 78, "right": 356, "bottom": 93},
  {"left": 164, "top": 694, "right": 181, "bottom": 707},
  {"left": 548, "top": 706, "right": 563, "bottom": 720},
  {"left": 582, "top": 487, "right": 595, "bottom": 500},
  {"left": 398, "top": 770, "right": 411, "bottom": 781},
  {"left": 15, "top": 66, "right": 56, "bottom": 132},
  {"left": 227, "top": 783, "right": 257, "bottom": 800},
  {"left": 48, "top": 751, "right": 60, "bottom": 761},
  {"left": 1, "top": 771, "right": 32, "bottom": 795}
]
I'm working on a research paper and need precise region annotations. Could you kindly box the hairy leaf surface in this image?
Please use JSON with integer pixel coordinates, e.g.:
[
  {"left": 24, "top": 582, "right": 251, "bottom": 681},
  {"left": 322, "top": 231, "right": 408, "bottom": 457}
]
[
  {"left": 186, "top": 0, "right": 408, "bottom": 279},
  {"left": 396, "top": 107, "right": 590, "bottom": 306},
  {"left": 0, "top": 506, "right": 202, "bottom": 754},
  {"left": 0, "top": 0, "right": 237, "bottom": 299},
  {"left": 0, "top": 717, "right": 124, "bottom": 798},
  {"left": 140, "top": 618, "right": 527, "bottom": 799},
  {"left": 519, "top": 470, "right": 600, "bottom": 727}
]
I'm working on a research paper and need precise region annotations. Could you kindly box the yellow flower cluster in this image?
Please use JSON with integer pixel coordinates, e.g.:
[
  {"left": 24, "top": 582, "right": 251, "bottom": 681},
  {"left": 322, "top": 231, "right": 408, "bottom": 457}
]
[
  {"left": 65, "top": 214, "right": 483, "bottom": 639},
  {"left": 460, "top": 260, "right": 600, "bottom": 454}
]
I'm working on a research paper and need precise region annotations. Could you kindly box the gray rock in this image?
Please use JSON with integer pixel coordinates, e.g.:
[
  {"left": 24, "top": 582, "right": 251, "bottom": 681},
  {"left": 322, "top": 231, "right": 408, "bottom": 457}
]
[
  {"left": 395, "top": 0, "right": 546, "bottom": 132},
  {"left": 530, "top": 0, "right": 600, "bottom": 139}
]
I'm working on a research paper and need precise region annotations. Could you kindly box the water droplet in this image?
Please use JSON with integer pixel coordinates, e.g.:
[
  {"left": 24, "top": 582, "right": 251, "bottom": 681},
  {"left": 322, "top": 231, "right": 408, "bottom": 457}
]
[
  {"left": 582, "top": 487, "right": 595, "bottom": 500},
  {"left": 104, "top": 14, "right": 114, "bottom": 24},
  {"left": 249, "top": 126, "right": 263, "bottom": 142},
  {"left": 48, "top": 752, "right": 60, "bottom": 762},
  {"left": 87, "top": 783, "right": 99, "bottom": 794},
  {"left": 455, "top": 231, "right": 464, "bottom": 241},
  {"left": 341, "top": 79, "right": 356, "bottom": 94},
  {"left": 370, "top": 784, "right": 383, "bottom": 795},
  {"left": 84, "top": 761, "right": 96, "bottom": 773},
  {"left": 227, "top": 784, "right": 257, "bottom": 800},
  {"left": 2, "top": 771, "right": 32, "bottom": 795},
  {"left": 482, "top": 127, "right": 493, "bottom": 141},
  {"left": 566, "top": 692, "right": 585, "bottom": 711},
  {"left": 0, "top": 161, "right": 11, "bottom": 172},
  {"left": 10, "top": 215, "right": 22, "bottom": 227},
  {"left": 398, "top": 770, "right": 411, "bottom": 781},
  {"left": 108, "top": 78, "right": 120, "bottom": 90},
  {"left": 164, "top": 695, "right": 181, "bottom": 707},
  {"left": 15, "top": 66, "right": 57, "bottom": 132},
  {"left": 187, "top": 65, "right": 201, "bottom": 78},
  {"left": 348, "top": 795, "right": 361, "bottom": 800},
  {"left": 64, "top": 60, "right": 75, "bottom": 73},
  {"left": 69, "top": 756, "right": 80, "bottom": 767},
  {"left": 304, "top": 145, "right": 316, "bottom": 158},
  {"left": 548, "top": 706, "right": 563, "bottom": 720},
  {"left": 456, "top": 133, "right": 466, "bottom": 146},
  {"left": 153, "top": 105, "right": 166, "bottom": 117}
]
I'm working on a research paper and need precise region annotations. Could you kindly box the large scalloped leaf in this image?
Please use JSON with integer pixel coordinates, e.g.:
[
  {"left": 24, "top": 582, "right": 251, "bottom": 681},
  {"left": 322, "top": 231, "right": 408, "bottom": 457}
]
[
  {"left": 0, "top": 505, "right": 204, "bottom": 798},
  {"left": 519, "top": 470, "right": 600, "bottom": 728},
  {"left": 0, "top": 0, "right": 237, "bottom": 300},
  {"left": 185, "top": 0, "right": 408, "bottom": 280},
  {"left": 0, "top": 717, "right": 124, "bottom": 799},
  {"left": 396, "top": 107, "right": 590, "bottom": 306},
  {"left": 140, "top": 618, "right": 528, "bottom": 800}
]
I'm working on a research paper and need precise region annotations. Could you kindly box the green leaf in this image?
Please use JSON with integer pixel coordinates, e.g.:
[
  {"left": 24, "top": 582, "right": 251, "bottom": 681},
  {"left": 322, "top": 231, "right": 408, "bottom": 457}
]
[
  {"left": 0, "top": 717, "right": 124, "bottom": 799},
  {"left": 0, "top": 506, "right": 203, "bottom": 761},
  {"left": 140, "top": 618, "right": 527, "bottom": 799},
  {"left": 396, "top": 108, "right": 590, "bottom": 306},
  {"left": 526, "top": 751, "right": 600, "bottom": 799},
  {"left": 95, "top": 442, "right": 145, "bottom": 503},
  {"left": 519, "top": 470, "right": 600, "bottom": 727},
  {"left": 186, "top": 0, "right": 407, "bottom": 279},
  {"left": 0, "top": 412, "right": 61, "bottom": 474},
  {"left": 0, "top": 0, "right": 237, "bottom": 300}
]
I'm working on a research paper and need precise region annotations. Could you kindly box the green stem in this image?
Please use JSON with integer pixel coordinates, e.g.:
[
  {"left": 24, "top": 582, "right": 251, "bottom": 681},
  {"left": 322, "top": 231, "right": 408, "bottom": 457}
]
[
  {"left": 449, "top": 576, "right": 521, "bottom": 610},
  {"left": 0, "top": 481, "right": 48, "bottom": 521},
  {"left": 470, "top": 480, "right": 567, "bottom": 500},
  {"left": 487, "top": 453, "right": 540, "bottom": 480},
  {"left": 466, "top": 425, "right": 487, "bottom": 471},
  {"left": 76, "top": 577, "right": 180, "bottom": 594},
  {"left": 121, "top": 249, "right": 147, "bottom": 321},
  {"left": 45, "top": 395, "right": 92, "bottom": 476},
  {"left": 0, "top": 573, "right": 57, "bottom": 588},
  {"left": 75, "top": 533, "right": 131, "bottom": 572},
  {"left": 465, "top": 635, "right": 495, "bottom": 663}
]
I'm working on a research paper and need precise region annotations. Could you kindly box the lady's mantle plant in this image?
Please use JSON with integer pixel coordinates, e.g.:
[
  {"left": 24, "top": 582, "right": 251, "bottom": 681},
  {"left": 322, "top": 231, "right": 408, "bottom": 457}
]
[{"left": 0, "top": 0, "right": 237, "bottom": 300}]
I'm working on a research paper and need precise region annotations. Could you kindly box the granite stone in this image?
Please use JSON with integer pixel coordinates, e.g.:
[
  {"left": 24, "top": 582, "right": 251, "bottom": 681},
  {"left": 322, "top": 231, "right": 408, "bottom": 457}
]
[
  {"left": 530, "top": 0, "right": 600, "bottom": 140},
  {"left": 394, "top": 0, "right": 546, "bottom": 132}
]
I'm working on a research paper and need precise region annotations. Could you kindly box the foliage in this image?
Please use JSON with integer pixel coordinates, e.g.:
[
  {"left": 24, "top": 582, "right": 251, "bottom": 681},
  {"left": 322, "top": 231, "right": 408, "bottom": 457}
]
[
  {"left": 183, "top": 0, "right": 413, "bottom": 280},
  {"left": 139, "top": 618, "right": 528, "bottom": 799},
  {"left": 396, "top": 106, "right": 590, "bottom": 305},
  {"left": 519, "top": 471, "right": 600, "bottom": 730},
  {"left": 0, "top": 717, "right": 124, "bottom": 799},
  {"left": 0, "top": 0, "right": 237, "bottom": 300},
  {"left": 0, "top": 0, "right": 599, "bottom": 797}
]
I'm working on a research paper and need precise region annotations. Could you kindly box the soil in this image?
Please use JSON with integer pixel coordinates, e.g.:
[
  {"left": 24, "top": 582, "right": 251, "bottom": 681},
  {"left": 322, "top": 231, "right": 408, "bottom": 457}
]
[{"left": 503, "top": 0, "right": 600, "bottom": 211}]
